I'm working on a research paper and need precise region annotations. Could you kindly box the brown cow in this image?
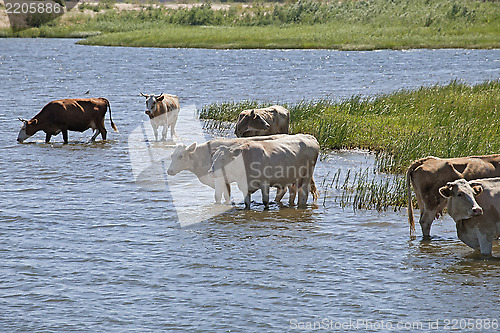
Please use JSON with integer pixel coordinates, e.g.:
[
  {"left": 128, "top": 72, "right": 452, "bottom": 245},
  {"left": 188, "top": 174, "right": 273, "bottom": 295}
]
[
  {"left": 406, "top": 155, "right": 500, "bottom": 238},
  {"left": 234, "top": 105, "right": 289, "bottom": 138},
  {"left": 17, "top": 98, "right": 118, "bottom": 144}
]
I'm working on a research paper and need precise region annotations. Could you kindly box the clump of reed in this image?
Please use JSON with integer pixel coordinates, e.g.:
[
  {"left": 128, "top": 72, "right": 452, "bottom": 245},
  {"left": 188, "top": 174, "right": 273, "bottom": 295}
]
[
  {"left": 199, "top": 80, "right": 500, "bottom": 210},
  {"left": 320, "top": 168, "right": 407, "bottom": 212}
]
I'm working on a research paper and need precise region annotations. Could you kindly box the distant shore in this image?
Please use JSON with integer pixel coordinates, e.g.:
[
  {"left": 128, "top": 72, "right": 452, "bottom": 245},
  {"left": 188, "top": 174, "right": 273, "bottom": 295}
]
[{"left": 1, "top": 0, "right": 499, "bottom": 50}]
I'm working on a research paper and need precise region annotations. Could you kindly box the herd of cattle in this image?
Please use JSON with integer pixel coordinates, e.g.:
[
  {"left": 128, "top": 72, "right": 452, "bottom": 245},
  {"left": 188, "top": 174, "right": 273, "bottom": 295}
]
[{"left": 17, "top": 96, "right": 500, "bottom": 255}]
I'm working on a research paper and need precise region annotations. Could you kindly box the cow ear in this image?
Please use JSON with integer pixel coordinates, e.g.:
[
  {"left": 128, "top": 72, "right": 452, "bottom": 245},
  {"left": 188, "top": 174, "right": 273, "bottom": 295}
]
[
  {"left": 471, "top": 184, "right": 483, "bottom": 196},
  {"left": 30, "top": 119, "right": 38, "bottom": 125},
  {"left": 157, "top": 95, "right": 164, "bottom": 101},
  {"left": 186, "top": 142, "right": 196, "bottom": 152},
  {"left": 439, "top": 185, "right": 452, "bottom": 198}
]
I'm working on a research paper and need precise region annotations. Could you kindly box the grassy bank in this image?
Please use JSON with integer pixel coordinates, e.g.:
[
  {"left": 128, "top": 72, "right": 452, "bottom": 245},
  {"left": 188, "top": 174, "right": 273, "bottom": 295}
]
[
  {"left": 1, "top": 0, "right": 499, "bottom": 49},
  {"left": 199, "top": 81, "right": 500, "bottom": 209}
]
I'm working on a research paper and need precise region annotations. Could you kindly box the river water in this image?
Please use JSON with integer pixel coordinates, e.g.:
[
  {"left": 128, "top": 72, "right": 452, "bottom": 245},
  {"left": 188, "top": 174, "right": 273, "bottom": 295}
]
[{"left": 0, "top": 39, "right": 499, "bottom": 332}]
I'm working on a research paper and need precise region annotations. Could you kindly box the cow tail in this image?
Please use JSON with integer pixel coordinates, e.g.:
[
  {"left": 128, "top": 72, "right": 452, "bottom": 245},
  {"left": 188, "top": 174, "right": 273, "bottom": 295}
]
[
  {"left": 406, "top": 157, "right": 435, "bottom": 238},
  {"left": 104, "top": 98, "right": 118, "bottom": 132},
  {"left": 406, "top": 166, "right": 416, "bottom": 238},
  {"left": 310, "top": 177, "right": 319, "bottom": 202}
]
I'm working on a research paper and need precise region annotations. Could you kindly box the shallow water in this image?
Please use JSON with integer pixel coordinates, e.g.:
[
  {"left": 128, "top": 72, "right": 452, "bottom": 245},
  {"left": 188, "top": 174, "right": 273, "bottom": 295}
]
[{"left": 0, "top": 39, "right": 499, "bottom": 332}]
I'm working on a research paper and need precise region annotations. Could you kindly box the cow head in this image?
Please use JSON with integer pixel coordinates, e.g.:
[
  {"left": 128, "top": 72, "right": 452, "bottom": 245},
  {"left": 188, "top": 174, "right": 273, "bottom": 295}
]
[
  {"left": 141, "top": 93, "right": 164, "bottom": 118},
  {"left": 17, "top": 118, "right": 39, "bottom": 143},
  {"left": 439, "top": 179, "right": 484, "bottom": 221},
  {"left": 209, "top": 146, "right": 242, "bottom": 178},
  {"left": 167, "top": 142, "right": 197, "bottom": 175},
  {"left": 235, "top": 110, "right": 270, "bottom": 137}
]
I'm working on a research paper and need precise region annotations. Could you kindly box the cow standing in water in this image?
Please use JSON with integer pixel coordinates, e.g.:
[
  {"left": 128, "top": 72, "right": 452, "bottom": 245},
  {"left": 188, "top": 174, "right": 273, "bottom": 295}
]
[
  {"left": 234, "top": 105, "right": 289, "bottom": 138},
  {"left": 439, "top": 178, "right": 500, "bottom": 256},
  {"left": 141, "top": 93, "right": 180, "bottom": 141},
  {"left": 167, "top": 135, "right": 290, "bottom": 205},
  {"left": 234, "top": 105, "right": 297, "bottom": 202},
  {"left": 209, "top": 134, "right": 319, "bottom": 209},
  {"left": 17, "top": 98, "right": 118, "bottom": 144},
  {"left": 406, "top": 155, "right": 500, "bottom": 239}
]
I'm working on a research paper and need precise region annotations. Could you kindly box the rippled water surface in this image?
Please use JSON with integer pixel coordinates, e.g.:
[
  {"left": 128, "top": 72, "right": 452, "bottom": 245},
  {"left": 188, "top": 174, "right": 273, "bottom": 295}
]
[{"left": 1, "top": 39, "right": 499, "bottom": 332}]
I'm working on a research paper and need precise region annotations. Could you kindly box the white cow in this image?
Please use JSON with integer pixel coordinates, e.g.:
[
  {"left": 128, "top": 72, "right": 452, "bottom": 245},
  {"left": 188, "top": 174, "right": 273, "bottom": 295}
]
[
  {"left": 209, "top": 134, "right": 319, "bottom": 209},
  {"left": 166, "top": 135, "right": 291, "bottom": 204},
  {"left": 141, "top": 93, "right": 180, "bottom": 141},
  {"left": 439, "top": 178, "right": 500, "bottom": 255}
]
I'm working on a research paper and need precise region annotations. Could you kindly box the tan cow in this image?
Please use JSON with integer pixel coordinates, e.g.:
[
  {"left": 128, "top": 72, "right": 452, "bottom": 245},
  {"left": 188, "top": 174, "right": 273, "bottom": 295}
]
[
  {"left": 235, "top": 105, "right": 289, "bottom": 138},
  {"left": 235, "top": 104, "right": 298, "bottom": 201},
  {"left": 167, "top": 135, "right": 290, "bottom": 204},
  {"left": 17, "top": 98, "right": 118, "bottom": 144},
  {"left": 209, "top": 134, "right": 319, "bottom": 209},
  {"left": 439, "top": 178, "right": 500, "bottom": 255},
  {"left": 141, "top": 93, "right": 180, "bottom": 141},
  {"left": 406, "top": 155, "right": 500, "bottom": 238}
]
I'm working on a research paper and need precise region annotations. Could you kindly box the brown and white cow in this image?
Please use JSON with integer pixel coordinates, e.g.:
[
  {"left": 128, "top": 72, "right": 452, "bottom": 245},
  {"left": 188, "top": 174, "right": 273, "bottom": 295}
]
[
  {"left": 406, "top": 155, "right": 500, "bottom": 239},
  {"left": 234, "top": 105, "right": 289, "bottom": 138},
  {"left": 209, "top": 134, "right": 319, "bottom": 209},
  {"left": 141, "top": 93, "right": 180, "bottom": 141},
  {"left": 17, "top": 98, "right": 118, "bottom": 144},
  {"left": 439, "top": 178, "right": 500, "bottom": 255}
]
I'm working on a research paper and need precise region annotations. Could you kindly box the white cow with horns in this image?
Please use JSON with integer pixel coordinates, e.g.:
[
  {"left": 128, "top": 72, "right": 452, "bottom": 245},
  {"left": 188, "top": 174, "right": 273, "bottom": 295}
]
[{"left": 141, "top": 93, "right": 180, "bottom": 141}]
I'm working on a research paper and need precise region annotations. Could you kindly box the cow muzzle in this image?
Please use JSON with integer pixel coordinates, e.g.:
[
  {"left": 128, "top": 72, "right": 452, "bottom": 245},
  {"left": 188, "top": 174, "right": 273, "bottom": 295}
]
[{"left": 472, "top": 207, "right": 483, "bottom": 216}]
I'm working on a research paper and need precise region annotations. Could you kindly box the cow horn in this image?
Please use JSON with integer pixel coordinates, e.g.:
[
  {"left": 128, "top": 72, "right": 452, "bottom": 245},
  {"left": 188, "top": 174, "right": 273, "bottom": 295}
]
[
  {"left": 18, "top": 117, "right": 27, "bottom": 122},
  {"left": 140, "top": 92, "right": 148, "bottom": 97}
]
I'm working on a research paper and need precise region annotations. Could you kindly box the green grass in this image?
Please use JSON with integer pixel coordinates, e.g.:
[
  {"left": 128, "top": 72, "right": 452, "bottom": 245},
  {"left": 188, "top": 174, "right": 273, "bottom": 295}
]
[
  {"left": 2, "top": 0, "right": 499, "bottom": 50},
  {"left": 199, "top": 80, "right": 500, "bottom": 210}
]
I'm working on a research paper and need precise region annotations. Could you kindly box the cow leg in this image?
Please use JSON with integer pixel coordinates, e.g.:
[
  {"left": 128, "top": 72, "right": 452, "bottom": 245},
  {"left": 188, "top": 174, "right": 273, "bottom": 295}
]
[
  {"left": 288, "top": 183, "right": 297, "bottom": 206},
  {"left": 91, "top": 129, "right": 100, "bottom": 141},
  {"left": 170, "top": 124, "right": 177, "bottom": 138},
  {"left": 62, "top": 130, "right": 68, "bottom": 144},
  {"left": 475, "top": 227, "right": 493, "bottom": 256},
  {"left": 213, "top": 177, "right": 225, "bottom": 204},
  {"left": 275, "top": 187, "right": 286, "bottom": 203},
  {"left": 223, "top": 182, "right": 231, "bottom": 205},
  {"left": 45, "top": 133, "right": 52, "bottom": 143},
  {"left": 261, "top": 183, "right": 270, "bottom": 209},
  {"left": 244, "top": 194, "right": 251, "bottom": 210},
  {"left": 297, "top": 179, "right": 309, "bottom": 208},
  {"left": 151, "top": 125, "right": 159, "bottom": 142},
  {"left": 160, "top": 125, "right": 167, "bottom": 141},
  {"left": 419, "top": 209, "right": 437, "bottom": 240},
  {"left": 100, "top": 128, "right": 107, "bottom": 141}
]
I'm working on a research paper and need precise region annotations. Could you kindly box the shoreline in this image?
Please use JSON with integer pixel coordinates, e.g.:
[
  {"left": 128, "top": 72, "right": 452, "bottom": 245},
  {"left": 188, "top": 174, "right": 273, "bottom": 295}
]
[{"left": 1, "top": 0, "right": 498, "bottom": 50}]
